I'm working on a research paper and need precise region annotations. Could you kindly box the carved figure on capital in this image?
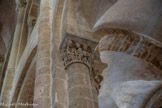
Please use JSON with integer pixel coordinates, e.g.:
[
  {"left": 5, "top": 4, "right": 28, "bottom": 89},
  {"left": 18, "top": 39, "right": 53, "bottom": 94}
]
[
  {"left": 82, "top": 44, "right": 89, "bottom": 63},
  {"left": 66, "top": 40, "right": 75, "bottom": 53},
  {"left": 75, "top": 43, "right": 83, "bottom": 61},
  {"left": 61, "top": 39, "right": 94, "bottom": 67}
]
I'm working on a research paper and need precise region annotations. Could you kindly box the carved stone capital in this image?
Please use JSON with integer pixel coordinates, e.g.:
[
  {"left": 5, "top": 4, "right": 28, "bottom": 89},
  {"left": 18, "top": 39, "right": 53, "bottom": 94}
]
[
  {"left": 60, "top": 34, "right": 97, "bottom": 68},
  {"left": 99, "top": 33, "right": 162, "bottom": 70}
]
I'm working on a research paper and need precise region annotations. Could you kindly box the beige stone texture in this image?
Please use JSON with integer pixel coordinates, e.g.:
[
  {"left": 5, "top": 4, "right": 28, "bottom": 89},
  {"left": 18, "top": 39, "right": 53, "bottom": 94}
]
[
  {"left": 0, "top": 0, "right": 161, "bottom": 108},
  {"left": 65, "top": 62, "right": 97, "bottom": 108}
]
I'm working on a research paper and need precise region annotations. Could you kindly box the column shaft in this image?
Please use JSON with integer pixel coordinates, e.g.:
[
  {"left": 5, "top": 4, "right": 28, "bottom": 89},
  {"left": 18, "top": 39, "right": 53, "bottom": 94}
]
[
  {"left": 34, "top": 0, "right": 52, "bottom": 108},
  {"left": 67, "top": 63, "right": 94, "bottom": 108}
]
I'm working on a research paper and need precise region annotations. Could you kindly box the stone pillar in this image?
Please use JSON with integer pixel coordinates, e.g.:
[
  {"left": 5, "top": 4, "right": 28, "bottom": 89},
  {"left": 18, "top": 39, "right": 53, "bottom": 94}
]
[
  {"left": 67, "top": 63, "right": 95, "bottom": 108},
  {"left": 60, "top": 34, "right": 98, "bottom": 108},
  {"left": 0, "top": 3, "right": 26, "bottom": 104},
  {"left": 98, "top": 33, "right": 162, "bottom": 108},
  {"left": 33, "top": 0, "right": 52, "bottom": 108}
]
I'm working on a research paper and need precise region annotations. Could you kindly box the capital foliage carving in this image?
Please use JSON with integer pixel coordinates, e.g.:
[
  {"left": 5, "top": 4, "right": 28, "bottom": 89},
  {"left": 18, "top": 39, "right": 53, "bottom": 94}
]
[
  {"left": 60, "top": 34, "right": 98, "bottom": 69},
  {"left": 61, "top": 39, "right": 94, "bottom": 68}
]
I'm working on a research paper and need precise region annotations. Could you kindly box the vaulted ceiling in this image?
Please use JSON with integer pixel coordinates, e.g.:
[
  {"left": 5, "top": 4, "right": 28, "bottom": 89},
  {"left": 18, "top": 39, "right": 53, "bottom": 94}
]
[{"left": 93, "top": 0, "right": 162, "bottom": 42}]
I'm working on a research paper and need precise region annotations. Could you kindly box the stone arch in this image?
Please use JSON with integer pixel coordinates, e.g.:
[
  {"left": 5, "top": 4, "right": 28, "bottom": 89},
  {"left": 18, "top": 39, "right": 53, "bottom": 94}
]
[{"left": 97, "top": 28, "right": 162, "bottom": 108}]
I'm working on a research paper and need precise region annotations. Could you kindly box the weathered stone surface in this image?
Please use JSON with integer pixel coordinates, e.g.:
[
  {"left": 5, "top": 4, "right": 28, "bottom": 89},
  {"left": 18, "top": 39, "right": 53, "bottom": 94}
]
[
  {"left": 0, "top": 0, "right": 161, "bottom": 108},
  {"left": 93, "top": 0, "right": 162, "bottom": 42},
  {"left": 66, "top": 63, "right": 95, "bottom": 108},
  {"left": 98, "top": 32, "right": 162, "bottom": 108},
  {"left": 60, "top": 34, "right": 99, "bottom": 108}
]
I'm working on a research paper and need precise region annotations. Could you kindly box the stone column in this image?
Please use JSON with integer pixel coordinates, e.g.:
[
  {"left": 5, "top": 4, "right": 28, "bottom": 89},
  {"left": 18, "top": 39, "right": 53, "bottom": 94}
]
[
  {"left": 0, "top": 3, "right": 26, "bottom": 104},
  {"left": 33, "top": 0, "right": 53, "bottom": 108},
  {"left": 98, "top": 33, "right": 162, "bottom": 108},
  {"left": 60, "top": 34, "right": 98, "bottom": 108}
]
